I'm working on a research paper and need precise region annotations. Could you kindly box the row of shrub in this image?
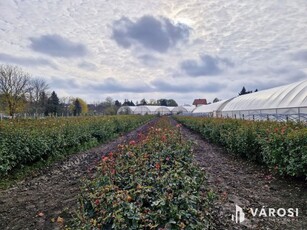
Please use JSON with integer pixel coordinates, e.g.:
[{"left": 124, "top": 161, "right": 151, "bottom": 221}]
[
  {"left": 72, "top": 117, "right": 214, "bottom": 229},
  {"left": 0, "top": 115, "right": 152, "bottom": 175},
  {"left": 175, "top": 116, "right": 307, "bottom": 178}
]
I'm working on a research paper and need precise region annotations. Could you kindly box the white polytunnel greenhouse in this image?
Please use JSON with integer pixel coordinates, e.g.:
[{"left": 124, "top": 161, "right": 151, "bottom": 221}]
[
  {"left": 171, "top": 106, "right": 194, "bottom": 115},
  {"left": 117, "top": 106, "right": 180, "bottom": 115},
  {"left": 133, "top": 106, "right": 154, "bottom": 115},
  {"left": 132, "top": 106, "right": 172, "bottom": 115},
  {"left": 156, "top": 106, "right": 172, "bottom": 115},
  {"left": 117, "top": 106, "right": 137, "bottom": 115},
  {"left": 192, "top": 99, "right": 232, "bottom": 117},
  {"left": 221, "top": 80, "right": 307, "bottom": 122}
]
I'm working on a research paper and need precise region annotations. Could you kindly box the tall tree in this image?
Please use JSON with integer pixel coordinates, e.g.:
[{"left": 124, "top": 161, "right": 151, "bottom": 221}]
[
  {"left": 122, "top": 99, "right": 135, "bottom": 106},
  {"left": 73, "top": 99, "right": 82, "bottom": 116},
  {"left": 28, "top": 78, "right": 49, "bottom": 114},
  {"left": 114, "top": 100, "right": 121, "bottom": 107},
  {"left": 149, "top": 99, "right": 157, "bottom": 105},
  {"left": 39, "top": 91, "right": 49, "bottom": 114},
  {"left": 140, "top": 98, "right": 147, "bottom": 105},
  {"left": 239, "top": 86, "right": 247, "bottom": 96},
  {"left": 78, "top": 98, "right": 88, "bottom": 114},
  {"left": 239, "top": 86, "right": 252, "bottom": 96},
  {"left": 0, "top": 64, "right": 30, "bottom": 116},
  {"left": 105, "top": 97, "right": 114, "bottom": 107},
  {"left": 45, "top": 91, "right": 59, "bottom": 116},
  {"left": 213, "top": 97, "right": 221, "bottom": 103},
  {"left": 68, "top": 97, "right": 88, "bottom": 115},
  {"left": 166, "top": 99, "right": 178, "bottom": 107},
  {"left": 157, "top": 99, "right": 167, "bottom": 106}
]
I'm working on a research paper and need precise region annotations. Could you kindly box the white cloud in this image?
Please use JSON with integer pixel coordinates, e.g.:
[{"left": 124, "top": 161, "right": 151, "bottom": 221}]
[{"left": 0, "top": 0, "right": 306, "bottom": 105}]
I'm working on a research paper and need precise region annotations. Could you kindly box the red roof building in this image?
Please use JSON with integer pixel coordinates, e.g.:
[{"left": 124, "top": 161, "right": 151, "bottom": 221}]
[{"left": 193, "top": 99, "right": 207, "bottom": 107}]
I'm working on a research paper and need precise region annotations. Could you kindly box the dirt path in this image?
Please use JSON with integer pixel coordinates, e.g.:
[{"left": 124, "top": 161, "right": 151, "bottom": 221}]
[
  {"left": 175, "top": 118, "right": 307, "bottom": 230},
  {"left": 0, "top": 119, "right": 157, "bottom": 230}
]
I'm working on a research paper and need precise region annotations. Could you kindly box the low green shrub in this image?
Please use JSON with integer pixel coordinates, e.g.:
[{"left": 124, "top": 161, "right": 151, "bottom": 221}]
[
  {"left": 175, "top": 116, "right": 307, "bottom": 178},
  {"left": 0, "top": 115, "right": 152, "bottom": 175}
]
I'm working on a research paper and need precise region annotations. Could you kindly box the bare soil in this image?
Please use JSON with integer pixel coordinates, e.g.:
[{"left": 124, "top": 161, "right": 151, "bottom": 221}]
[{"left": 0, "top": 117, "right": 306, "bottom": 230}]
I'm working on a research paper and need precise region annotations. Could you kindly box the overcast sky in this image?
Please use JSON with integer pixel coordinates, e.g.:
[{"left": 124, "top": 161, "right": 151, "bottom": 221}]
[{"left": 0, "top": 0, "right": 306, "bottom": 105}]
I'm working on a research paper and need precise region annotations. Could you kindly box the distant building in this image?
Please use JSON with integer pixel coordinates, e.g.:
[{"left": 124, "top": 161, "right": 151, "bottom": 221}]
[{"left": 193, "top": 99, "right": 207, "bottom": 107}]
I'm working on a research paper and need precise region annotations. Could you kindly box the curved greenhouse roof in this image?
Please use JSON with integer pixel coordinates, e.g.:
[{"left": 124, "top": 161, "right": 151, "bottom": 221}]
[
  {"left": 222, "top": 80, "right": 307, "bottom": 112},
  {"left": 117, "top": 106, "right": 137, "bottom": 115},
  {"left": 133, "top": 106, "right": 171, "bottom": 115},
  {"left": 193, "top": 100, "right": 231, "bottom": 114},
  {"left": 156, "top": 107, "right": 172, "bottom": 115},
  {"left": 172, "top": 106, "right": 194, "bottom": 114}
]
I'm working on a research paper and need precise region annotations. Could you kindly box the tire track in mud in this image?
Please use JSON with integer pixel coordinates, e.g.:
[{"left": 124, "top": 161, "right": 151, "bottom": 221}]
[
  {"left": 0, "top": 119, "right": 157, "bottom": 230},
  {"left": 173, "top": 118, "right": 307, "bottom": 230}
]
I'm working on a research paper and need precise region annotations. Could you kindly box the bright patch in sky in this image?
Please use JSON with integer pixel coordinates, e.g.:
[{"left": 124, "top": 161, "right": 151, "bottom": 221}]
[{"left": 0, "top": 0, "right": 306, "bottom": 104}]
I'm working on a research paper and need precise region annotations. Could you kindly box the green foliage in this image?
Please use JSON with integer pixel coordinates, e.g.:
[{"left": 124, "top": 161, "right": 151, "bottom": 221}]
[
  {"left": 45, "top": 91, "right": 60, "bottom": 116},
  {"left": 0, "top": 115, "right": 152, "bottom": 175},
  {"left": 175, "top": 116, "right": 307, "bottom": 178},
  {"left": 74, "top": 99, "right": 82, "bottom": 116},
  {"left": 157, "top": 99, "right": 178, "bottom": 107},
  {"left": 73, "top": 117, "right": 214, "bottom": 229}
]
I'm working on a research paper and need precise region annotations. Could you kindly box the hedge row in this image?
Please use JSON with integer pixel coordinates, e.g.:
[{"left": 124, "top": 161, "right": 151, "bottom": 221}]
[
  {"left": 175, "top": 116, "right": 307, "bottom": 178},
  {"left": 0, "top": 115, "right": 152, "bottom": 175}
]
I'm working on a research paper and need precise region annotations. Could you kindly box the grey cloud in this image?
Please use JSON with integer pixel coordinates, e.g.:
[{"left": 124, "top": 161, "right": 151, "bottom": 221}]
[
  {"left": 48, "top": 76, "right": 150, "bottom": 94},
  {"left": 49, "top": 76, "right": 80, "bottom": 89},
  {"left": 151, "top": 79, "right": 225, "bottom": 93},
  {"left": 29, "top": 34, "right": 88, "bottom": 58},
  {"left": 250, "top": 65, "right": 307, "bottom": 83},
  {"left": 137, "top": 54, "right": 160, "bottom": 67},
  {"left": 293, "top": 50, "right": 307, "bottom": 62},
  {"left": 92, "top": 78, "right": 152, "bottom": 93},
  {"left": 112, "top": 15, "right": 190, "bottom": 53},
  {"left": 78, "top": 61, "right": 97, "bottom": 71},
  {"left": 0, "top": 53, "right": 57, "bottom": 69},
  {"left": 243, "top": 80, "right": 286, "bottom": 92},
  {"left": 95, "top": 78, "right": 225, "bottom": 94},
  {"left": 49, "top": 75, "right": 224, "bottom": 95},
  {"left": 272, "top": 67, "right": 307, "bottom": 82},
  {"left": 180, "top": 55, "right": 233, "bottom": 77}
]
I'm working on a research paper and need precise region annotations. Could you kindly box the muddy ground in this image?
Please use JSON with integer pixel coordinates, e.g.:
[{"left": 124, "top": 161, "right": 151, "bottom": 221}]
[{"left": 0, "top": 117, "right": 306, "bottom": 229}]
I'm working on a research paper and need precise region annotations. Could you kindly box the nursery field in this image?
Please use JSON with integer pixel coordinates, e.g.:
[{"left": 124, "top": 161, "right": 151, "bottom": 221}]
[
  {"left": 0, "top": 115, "right": 152, "bottom": 176},
  {"left": 0, "top": 116, "right": 306, "bottom": 229},
  {"left": 71, "top": 117, "right": 214, "bottom": 229}
]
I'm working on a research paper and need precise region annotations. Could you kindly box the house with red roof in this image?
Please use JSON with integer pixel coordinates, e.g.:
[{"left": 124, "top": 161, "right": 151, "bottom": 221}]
[{"left": 192, "top": 99, "right": 207, "bottom": 107}]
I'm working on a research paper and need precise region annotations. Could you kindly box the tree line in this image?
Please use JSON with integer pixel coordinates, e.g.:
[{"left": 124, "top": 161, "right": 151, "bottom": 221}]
[
  {"left": 0, "top": 64, "right": 180, "bottom": 118},
  {"left": 0, "top": 64, "right": 90, "bottom": 118}
]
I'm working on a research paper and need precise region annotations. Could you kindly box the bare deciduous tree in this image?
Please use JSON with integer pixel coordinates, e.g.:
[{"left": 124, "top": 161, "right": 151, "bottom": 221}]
[
  {"left": 29, "top": 78, "right": 49, "bottom": 114},
  {"left": 0, "top": 64, "right": 30, "bottom": 116}
]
